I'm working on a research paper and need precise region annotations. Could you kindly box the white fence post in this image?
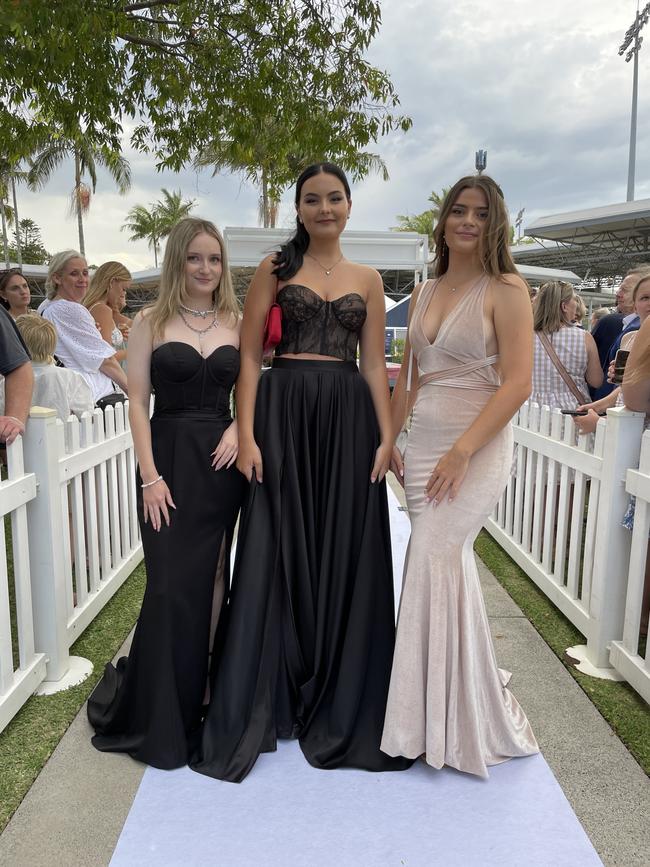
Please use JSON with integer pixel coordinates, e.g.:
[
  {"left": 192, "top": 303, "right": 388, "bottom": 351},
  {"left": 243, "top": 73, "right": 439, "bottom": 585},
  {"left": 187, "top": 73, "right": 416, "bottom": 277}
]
[
  {"left": 580, "top": 407, "right": 645, "bottom": 670},
  {"left": 22, "top": 407, "right": 92, "bottom": 689}
]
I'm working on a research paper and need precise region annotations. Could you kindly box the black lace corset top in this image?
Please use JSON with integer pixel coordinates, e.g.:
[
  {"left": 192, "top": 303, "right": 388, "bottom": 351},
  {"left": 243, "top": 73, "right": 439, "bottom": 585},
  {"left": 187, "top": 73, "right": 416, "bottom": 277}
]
[
  {"left": 274, "top": 284, "right": 367, "bottom": 361},
  {"left": 150, "top": 342, "right": 239, "bottom": 420}
]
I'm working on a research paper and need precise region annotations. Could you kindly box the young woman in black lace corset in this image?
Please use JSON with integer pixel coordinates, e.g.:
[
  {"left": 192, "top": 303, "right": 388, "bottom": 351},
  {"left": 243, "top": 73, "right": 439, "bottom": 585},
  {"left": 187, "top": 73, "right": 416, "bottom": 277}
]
[{"left": 191, "top": 162, "right": 412, "bottom": 782}]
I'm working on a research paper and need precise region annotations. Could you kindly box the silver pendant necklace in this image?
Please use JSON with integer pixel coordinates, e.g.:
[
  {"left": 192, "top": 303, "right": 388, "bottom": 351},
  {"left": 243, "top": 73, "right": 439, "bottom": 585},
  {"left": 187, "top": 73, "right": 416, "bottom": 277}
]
[
  {"left": 179, "top": 302, "right": 216, "bottom": 319},
  {"left": 179, "top": 309, "right": 219, "bottom": 357},
  {"left": 306, "top": 251, "right": 344, "bottom": 276}
]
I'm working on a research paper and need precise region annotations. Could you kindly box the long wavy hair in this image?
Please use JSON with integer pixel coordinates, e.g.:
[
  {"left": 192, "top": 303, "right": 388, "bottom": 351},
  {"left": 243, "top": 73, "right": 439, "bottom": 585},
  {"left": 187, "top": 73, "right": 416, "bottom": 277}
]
[
  {"left": 533, "top": 281, "right": 575, "bottom": 333},
  {"left": 147, "top": 218, "right": 238, "bottom": 340},
  {"left": 45, "top": 250, "right": 84, "bottom": 299},
  {"left": 83, "top": 261, "right": 131, "bottom": 310},
  {"left": 432, "top": 175, "right": 517, "bottom": 278},
  {"left": 272, "top": 162, "right": 351, "bottom": 281}
]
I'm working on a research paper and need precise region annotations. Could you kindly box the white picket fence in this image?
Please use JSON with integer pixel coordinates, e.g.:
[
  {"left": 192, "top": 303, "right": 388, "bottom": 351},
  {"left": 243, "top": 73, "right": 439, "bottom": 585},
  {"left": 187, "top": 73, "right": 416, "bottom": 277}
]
[
  {"left": 487, "top": 402, "right": 650, "bottom": 701},
  {"left": 0, "top": 403, "right": 142, "bottom": 733}
]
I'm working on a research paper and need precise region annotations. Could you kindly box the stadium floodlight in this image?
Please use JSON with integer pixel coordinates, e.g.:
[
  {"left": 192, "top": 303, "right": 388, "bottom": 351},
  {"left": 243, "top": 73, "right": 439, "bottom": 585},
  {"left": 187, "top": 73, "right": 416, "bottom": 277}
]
[
  {"left": 619, "top": 2, "right": 650, "bottom": 200},
  {"left": 475, "top": 149, "right": 487, "bottom": 175}
]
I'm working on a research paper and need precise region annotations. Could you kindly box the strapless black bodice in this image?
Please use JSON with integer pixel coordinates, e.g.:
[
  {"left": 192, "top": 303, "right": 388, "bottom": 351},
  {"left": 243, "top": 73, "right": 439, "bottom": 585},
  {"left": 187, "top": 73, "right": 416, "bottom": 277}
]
[
  {"left": 274, "top": 284, "right": 367, "bottom": 362},
  {"left": 151, "top": 342, "right": 239, "bottom": 418}
]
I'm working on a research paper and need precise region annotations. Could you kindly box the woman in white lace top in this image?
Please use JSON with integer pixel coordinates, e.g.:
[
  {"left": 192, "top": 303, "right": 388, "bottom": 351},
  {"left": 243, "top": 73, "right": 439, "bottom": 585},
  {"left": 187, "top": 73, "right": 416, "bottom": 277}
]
[{"left": 38, "top": 251, "right": 127, "bottom": 402}]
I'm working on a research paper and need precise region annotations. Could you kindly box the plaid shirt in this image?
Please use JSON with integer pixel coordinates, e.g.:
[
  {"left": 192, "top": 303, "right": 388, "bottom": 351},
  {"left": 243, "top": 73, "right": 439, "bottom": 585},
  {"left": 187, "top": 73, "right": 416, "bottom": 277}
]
[{"left": 531, "top": 326, "right": 589, "bottom": 410}]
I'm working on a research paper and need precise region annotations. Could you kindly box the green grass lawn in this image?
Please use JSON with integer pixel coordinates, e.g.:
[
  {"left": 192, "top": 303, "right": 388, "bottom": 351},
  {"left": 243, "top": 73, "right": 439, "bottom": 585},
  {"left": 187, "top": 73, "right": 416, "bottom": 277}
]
[
  {"left": 0, "top": 562, "right": 146, "bottom": 833},
  {"left": 475, "top": 530, "right": 650, "bottom": 775}
]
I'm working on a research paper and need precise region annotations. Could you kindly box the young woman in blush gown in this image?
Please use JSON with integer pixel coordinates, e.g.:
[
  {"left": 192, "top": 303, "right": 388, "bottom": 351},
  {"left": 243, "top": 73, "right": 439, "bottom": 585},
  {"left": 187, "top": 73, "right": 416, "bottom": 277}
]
[
  {"left": 88, "top": 218, "right": 246, "bottom": 769},
  {"left": 380, "top": 176, "right": 539, "bottom": 778},
  {"left": 191, "top": 163, "right": 412, "bottom": 782}
]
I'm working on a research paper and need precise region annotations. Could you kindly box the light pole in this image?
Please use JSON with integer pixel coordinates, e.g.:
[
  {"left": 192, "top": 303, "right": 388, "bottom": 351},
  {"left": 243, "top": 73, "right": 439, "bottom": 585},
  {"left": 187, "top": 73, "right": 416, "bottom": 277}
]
[
  {"left": 619, "top": 2, "right": 650, "bottom": 201},
  {"left": 515, "top": 208, "right": 525, "bottom": 242},
  {"left": 475, "top": 149, "right": 487, "bottom": 175}
]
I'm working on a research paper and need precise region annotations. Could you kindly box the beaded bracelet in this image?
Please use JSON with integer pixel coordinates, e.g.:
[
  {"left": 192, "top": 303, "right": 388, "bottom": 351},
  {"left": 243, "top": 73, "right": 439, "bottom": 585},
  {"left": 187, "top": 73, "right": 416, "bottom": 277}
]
[{"left": 141, "top": 475, "right": 163, "bottom": 489}]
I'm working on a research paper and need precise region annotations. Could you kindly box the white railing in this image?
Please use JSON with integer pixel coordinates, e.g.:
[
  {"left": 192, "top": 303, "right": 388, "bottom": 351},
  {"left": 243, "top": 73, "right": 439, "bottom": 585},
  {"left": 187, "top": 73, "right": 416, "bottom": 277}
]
[
  {"left": 610, "top": 430, "right": 650, "bottom": 702},
  {"left": 486, "top": 402, "right": 647, "bottom": 694},
  {"left": 0, "top": 403, "right": 142, "bottom": 733}
]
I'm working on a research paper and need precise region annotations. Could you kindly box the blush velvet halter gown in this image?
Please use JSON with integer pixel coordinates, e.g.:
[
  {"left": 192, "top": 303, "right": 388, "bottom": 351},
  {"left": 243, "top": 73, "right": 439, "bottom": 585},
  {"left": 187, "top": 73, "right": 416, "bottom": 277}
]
[
  {"left": 380, "top": 276, "right": 538, "bottom": 778},
  {"left": 88, "top": 342, "right": 246, "bottom": 769},
  {"left": 191, "top": 283, "right": 413, "bottom": 782}
]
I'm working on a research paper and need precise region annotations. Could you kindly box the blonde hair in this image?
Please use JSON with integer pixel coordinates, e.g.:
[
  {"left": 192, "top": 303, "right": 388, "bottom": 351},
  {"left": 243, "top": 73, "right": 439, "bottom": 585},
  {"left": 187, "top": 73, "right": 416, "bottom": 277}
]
[
  {"left": 45, "top": 250, "right": 84, "bottom": 300},
  {"left": 632, "top": 274, "right": 650, "bottom": 304},
  {"left": 591, "top": 306, "right": 609, "bottom": 325},
  {"left": 533, "top": 281, "right": 575, "bottom": 333},
  {"left": 574, "top": 294, "right": 587, "bottom": 322},
  {"left": 147, "top": 218, "right": 239, "bottom": 339},
  {"left": 624, "top": 328, "right": 650, "bottom": 387},
  {"left": 15, "top": 313, "right": 57, "bottom": 363},
  {"left": 83, "top": 261, "right": 131, "bottom": 310},
  {"left": 432, "top": 175, "right": 517, "bottom": 278}
]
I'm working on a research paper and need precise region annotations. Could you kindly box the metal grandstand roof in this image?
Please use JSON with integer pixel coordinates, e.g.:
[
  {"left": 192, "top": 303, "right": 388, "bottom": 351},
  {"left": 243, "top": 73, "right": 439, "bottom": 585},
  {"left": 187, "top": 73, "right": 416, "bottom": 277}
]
[{"left": 516, "top": 198, "right": 650, "bottom": 279}]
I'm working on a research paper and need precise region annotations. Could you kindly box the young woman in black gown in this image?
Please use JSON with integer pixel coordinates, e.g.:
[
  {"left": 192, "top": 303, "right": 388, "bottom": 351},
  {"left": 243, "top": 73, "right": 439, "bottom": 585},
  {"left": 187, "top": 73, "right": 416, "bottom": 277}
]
[
  {"left": 88, "top": 218, "right": 246, "bottom": 769},
  {"left": 191, "top": 163, "right": 412, "bottom": 782}
]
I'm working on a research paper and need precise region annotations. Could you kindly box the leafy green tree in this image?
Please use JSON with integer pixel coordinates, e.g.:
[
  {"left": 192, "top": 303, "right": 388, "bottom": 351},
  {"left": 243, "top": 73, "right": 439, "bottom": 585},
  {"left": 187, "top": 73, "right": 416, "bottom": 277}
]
[
  {"left": 393, "top": 187, "right": 451, "bottom": 250},
  {"left": 195, "top": 135, "right": 388, "bottom": 228},
  {"left": 122, "top": 189, "right": 196, "bottom": 267},
  {"left": 28, "top": 134, "right": 131, "bottom": 256},
  {"left": 1, "top": 2, "right": 410, "bottom": 182},
  {"left": 10, "top": 218, "right": 49, "bottom": 265}
]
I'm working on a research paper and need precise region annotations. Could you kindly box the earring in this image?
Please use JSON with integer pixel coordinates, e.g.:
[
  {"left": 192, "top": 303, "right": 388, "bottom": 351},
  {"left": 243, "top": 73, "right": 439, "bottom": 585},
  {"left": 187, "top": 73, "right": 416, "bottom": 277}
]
[{"left": 297, "top": 215, "right": 303, "bottom": 224}]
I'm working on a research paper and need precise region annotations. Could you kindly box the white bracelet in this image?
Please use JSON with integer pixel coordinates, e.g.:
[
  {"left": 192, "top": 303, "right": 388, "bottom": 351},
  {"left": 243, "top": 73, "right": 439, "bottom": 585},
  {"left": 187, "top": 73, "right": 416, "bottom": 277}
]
[{"left": 141, "top": 475, "right": 163, "bottom": 489}]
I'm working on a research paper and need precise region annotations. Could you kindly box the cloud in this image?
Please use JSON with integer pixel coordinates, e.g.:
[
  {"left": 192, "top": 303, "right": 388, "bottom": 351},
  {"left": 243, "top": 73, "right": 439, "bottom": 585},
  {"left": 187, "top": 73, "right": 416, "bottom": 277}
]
[{"left": 10, "top": 0, "right": 649, "bottom": 267}]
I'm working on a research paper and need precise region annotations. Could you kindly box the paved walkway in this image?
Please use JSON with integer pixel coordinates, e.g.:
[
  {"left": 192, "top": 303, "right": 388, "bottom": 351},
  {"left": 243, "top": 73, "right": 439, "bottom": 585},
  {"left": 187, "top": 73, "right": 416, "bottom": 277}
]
[{"left": 1, "top": 480, "right": 649, "bottom": 866}]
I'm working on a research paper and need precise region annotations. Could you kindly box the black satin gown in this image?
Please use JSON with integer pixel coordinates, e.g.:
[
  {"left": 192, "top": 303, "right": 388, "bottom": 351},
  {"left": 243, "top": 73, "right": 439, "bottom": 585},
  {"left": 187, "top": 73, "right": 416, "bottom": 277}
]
[
  {"left": 191, "top": 285, "right": 413, "bottom": 782},
  {"left": 88, "top": 342, "right": 246, "bottom": 769}
]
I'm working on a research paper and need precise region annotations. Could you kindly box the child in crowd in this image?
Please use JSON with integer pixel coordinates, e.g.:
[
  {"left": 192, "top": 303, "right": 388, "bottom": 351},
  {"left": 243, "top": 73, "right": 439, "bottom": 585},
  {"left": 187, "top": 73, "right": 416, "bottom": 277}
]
[{"left": 8, "top": 315, "right": 94, "bottom": 421}]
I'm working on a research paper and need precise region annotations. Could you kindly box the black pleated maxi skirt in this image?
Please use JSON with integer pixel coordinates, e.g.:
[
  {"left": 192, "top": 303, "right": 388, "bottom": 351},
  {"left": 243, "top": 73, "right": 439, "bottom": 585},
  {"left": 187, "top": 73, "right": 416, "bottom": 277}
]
[{"left": 191, "top": 358, "right": 413, "bottom": 782}]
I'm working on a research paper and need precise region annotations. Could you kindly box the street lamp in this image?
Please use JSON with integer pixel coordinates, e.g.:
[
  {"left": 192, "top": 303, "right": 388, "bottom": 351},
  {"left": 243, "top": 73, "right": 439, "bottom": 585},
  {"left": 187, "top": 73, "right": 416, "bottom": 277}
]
[
  {"left": 619, "top": 2, "right": 650, "bottom": 201},
  {"left": 475, "top": 149, "right": 487, "bottom": 175}
]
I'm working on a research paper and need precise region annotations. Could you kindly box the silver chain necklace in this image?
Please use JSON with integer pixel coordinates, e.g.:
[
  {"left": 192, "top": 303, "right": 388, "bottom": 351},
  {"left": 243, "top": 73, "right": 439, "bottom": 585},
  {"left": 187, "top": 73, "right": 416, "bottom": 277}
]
[
  {"left": 179, "top": 302, "right": 216, "bottom": 319},
  {"left": 306, "top": 251, "right": 344, "bottom": 276},
  {"left": 178, "top": 309, "right": 219, "bottom": 356}
]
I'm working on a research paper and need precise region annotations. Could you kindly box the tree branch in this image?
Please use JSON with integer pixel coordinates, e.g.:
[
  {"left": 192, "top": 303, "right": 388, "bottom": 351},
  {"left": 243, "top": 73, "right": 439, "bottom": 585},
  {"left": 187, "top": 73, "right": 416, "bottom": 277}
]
[{"left": 122, "top": 1, "right": 180, "bottom": 12}]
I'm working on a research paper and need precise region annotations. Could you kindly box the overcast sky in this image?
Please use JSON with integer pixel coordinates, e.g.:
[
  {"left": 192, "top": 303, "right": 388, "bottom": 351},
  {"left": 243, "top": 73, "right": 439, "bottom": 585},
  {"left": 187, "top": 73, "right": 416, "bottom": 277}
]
[{"left": 13, "top": 0, "right": 649, "bottom": 271}]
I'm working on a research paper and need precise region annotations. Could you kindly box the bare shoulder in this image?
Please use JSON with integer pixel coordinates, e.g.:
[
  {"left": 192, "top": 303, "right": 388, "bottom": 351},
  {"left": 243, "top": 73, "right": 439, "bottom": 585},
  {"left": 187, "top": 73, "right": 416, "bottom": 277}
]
[{"left": 489, "top": 273, "right": 530, "bottom": 308}]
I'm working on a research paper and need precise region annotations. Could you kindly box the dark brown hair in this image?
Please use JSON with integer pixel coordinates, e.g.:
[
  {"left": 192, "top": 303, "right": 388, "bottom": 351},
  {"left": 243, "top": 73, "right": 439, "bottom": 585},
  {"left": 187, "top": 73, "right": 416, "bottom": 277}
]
[{"left": 432, "top": 176, "right": 517, "bottom": 278}]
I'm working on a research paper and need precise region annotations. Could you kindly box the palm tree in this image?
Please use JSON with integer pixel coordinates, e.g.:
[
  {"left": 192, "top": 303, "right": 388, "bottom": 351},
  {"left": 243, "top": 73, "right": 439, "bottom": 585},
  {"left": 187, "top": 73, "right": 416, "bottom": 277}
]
[
  {"left": 122, "top": 189, "right": 196, "bottom": 268},
  {"left": 0, "top": 159, "right": 28, "bottom": 265},
  {"left": 393, "top": 186, "right": 452, "bottom": 250},
  {"left": 195, "top": 140, "right": 389, "bottom": 229},
  {"left": 28, "top": 136, "right": 131, "bottom": 256},
  {"left": 122, "top": 204, "right": 166, "bottom": 269},
  {"left": 156, "top": 188, "right": 196, "bottom": 236}
]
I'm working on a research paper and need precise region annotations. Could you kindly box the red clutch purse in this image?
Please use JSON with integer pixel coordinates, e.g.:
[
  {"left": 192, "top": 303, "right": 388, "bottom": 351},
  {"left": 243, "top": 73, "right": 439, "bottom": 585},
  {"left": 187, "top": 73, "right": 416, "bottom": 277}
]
[{"left": 262, "top": 302, "right": 282, "bottom": 355}]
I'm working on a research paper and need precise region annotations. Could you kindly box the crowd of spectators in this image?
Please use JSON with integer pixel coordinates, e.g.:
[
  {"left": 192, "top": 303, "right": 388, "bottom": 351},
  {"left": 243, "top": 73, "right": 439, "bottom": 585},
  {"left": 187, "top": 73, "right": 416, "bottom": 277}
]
[{"left": 0, "top": 253, "right": 131, "bottom": 433}]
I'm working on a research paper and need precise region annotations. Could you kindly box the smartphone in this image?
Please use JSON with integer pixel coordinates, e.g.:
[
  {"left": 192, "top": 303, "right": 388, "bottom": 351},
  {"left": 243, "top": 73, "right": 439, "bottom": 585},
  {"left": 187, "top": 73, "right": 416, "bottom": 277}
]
[{"left": 561, "top": 409, "right": 588, "bottom": 416}]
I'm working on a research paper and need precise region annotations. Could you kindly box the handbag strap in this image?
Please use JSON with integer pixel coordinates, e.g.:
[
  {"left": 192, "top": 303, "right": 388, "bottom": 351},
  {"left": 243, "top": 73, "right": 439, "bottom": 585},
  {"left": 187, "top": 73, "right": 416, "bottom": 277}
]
[{"left": 537, "top": 330, "right": 589, "bottom": 405}]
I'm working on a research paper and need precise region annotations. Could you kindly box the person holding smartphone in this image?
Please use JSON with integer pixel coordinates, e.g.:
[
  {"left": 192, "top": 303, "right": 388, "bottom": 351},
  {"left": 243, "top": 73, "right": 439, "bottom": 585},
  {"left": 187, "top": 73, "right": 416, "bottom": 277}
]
[{"left": 575, "top": 273, "right": 650, "bottom": 435}]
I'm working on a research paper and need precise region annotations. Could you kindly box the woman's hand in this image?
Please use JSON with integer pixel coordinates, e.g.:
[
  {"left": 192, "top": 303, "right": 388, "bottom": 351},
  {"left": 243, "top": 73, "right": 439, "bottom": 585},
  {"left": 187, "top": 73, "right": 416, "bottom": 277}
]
[
  {"left": 370, "top": 441, "right": 392, "bottom": 484},
  {"left": 142, "top": 478, "right": 176, "bottom": 532},
  {"left": 574, "top": 408, "right": 600, "bottom": 435},
  {"left": 390, "top": 445, "right": 405, "bottom": 487},
  {"left": 425, "top": 445, "right": 470, "bottom": 504},
  {"left": 211, "top": 420, "right": 239, "bottom": 470},
  {"left": 606, "top": 360, "right": 616, "bottom": 384},
  {"left": 236, "top": 437, "right": 263, "bottom": 482}
]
